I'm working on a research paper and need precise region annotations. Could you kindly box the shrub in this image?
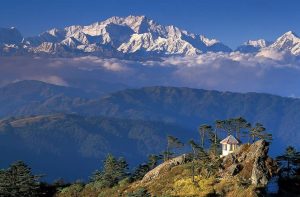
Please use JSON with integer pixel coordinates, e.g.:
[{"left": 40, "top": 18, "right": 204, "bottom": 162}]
[{"left": 126, "top": 188, "right": 151, "bottom": 197}]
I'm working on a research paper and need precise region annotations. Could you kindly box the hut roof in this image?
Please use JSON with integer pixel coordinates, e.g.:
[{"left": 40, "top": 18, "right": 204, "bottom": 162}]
[{"left": 220, "top": 135, "right": 240, "bottom": 144}]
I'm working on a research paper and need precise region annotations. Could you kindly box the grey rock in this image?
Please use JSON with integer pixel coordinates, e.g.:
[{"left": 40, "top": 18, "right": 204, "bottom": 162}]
[
  {"left": 141, "top": 154, "right": 187, "bottom": 183},
  {"left": 250, "top": 140, "right": 271, "bottom": 186},
  {"left": 221, "top": 140, "right": 276, "bottom": 186},
  {"left": 228, "top": 164, "right": 243, "bottom": 176}
]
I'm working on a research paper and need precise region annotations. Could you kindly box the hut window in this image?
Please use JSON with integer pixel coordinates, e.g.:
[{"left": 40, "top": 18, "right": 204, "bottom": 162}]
[{"left": 229, "top": 144, "right": 233, "bottom": 151}]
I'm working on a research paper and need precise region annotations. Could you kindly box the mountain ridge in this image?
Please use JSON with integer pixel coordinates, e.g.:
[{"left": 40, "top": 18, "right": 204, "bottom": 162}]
[
  {"left": 1, "top": 80, "right": 300, "bottom": 149},
  {"left": 0, "top": 113, "right": 186, "bottom": 181},
  {"left": 1, "top": 15, "right": 300, "bottom": 59}
]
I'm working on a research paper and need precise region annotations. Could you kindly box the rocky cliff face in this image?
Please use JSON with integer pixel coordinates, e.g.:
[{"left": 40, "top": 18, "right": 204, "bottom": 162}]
[
  {"left": 142, "top": 140, "right": 277, "bottom": 187},
  {"left": 221, "top": 140, "right": 278, "bottom": 186}
]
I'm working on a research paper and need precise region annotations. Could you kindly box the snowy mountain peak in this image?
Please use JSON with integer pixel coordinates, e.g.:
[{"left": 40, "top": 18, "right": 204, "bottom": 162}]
[
  {"left": 87, "top": 15, "right": 153, "bottom": 34},
  {"left": 274, "top": 31, "right": 300, "bottom": 44},
  {"left": 200, "top": 35, "right": 220, "bottom": 46},
  {"left": 268, "top": 31, "right": 300, "bottom": 55},
  {"left": 124, "top": 15, "right": 148, "bottom": 24},
  {"left": 2, "top": 15, "right": 300, "bottom": 59},
  {"left": 126, "top": 15, "right": 153, "bottom": 34},
  {"left": 235, "top": 39, "right": 270, "bottom": 53},
  {"left": 47, "top": 28, "right": 60, "bottom": 36},
  {"left": 282, "top": 30, "right": 298, "bottom": 37},
  {"left": 275, "top": 31, "right": 299, "bottom": 43},
  {"left": 245, "top": 39, "right": 269, "bottom": 48},
  {"left": 0, "top": 15, "right": 233, "bottom": 57}
]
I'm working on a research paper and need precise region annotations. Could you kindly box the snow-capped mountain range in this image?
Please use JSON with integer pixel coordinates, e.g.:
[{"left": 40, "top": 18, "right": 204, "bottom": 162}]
[{"left": 1, "top": 15, "right": 300, "bottom": 59}]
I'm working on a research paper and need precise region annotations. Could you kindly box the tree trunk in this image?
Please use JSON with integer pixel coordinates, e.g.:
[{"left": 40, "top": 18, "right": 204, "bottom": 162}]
[
  {"left": 192, "top": 149, "right": 195, "bottom": 183},
  {"left": 214, "top": 129, "right": 217, "bottom": 156},
  {"left": 166, "top": 146, "right": 169, "bottom": 161},
  {"left": 201, "top": 132, "right": 204, "bottom": 148}
]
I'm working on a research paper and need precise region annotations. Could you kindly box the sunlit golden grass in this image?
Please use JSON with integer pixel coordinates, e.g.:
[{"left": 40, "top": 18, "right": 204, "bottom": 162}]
[{"left": 56, "top": 161, "right": 258, "bottom": 197}]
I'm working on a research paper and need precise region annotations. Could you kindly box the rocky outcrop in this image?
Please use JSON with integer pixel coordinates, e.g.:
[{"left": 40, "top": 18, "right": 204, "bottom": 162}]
[
  {"left": 141, "top": 140, "right": 277, "bottom": 187},
  {"left": 141, "top": 154, "right": 187, "bottom": 183},
  {"left": 221, "top": 140, "right": 278, "bottom": 187},
  {"left": 250, "top": 140, "right": 271, "bottom": 186}
]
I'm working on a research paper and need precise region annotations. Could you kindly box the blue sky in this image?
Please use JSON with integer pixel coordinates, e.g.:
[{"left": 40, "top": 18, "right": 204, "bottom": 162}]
[{"left": 1, "top": 0, "right": 300, "bottom": 48}]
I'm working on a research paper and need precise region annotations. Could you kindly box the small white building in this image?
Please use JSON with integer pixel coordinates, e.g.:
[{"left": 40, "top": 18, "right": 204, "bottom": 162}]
[{"left": 220, "top": 135, "right": 240, "bottom": 157}]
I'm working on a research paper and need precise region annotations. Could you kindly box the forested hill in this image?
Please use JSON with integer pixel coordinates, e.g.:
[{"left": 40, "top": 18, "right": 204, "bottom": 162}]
[
  {"left": 1, "top": 81, "right": 300, "bottom": 149},
  {"left": 1, "top": 80, "right": 300, "bottom": 180},
  {"left": 0, "top": 114, "right": 186, "bottom": 181},
  {"left": 79, "top": 86, "right": 300, "bottom": 148}
]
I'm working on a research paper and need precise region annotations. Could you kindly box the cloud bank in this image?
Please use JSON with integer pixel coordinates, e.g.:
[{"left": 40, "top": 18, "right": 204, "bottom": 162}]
[{"left": 1, "top": 52, "right": 300, "bottom": 97}]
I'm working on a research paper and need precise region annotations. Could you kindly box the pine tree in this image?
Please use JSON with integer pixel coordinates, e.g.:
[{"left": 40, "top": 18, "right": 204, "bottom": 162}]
[
  {"left": 277, "top": 146, "right": 300, "bottom": 178},
  {"left": 165, "top": 135, "right": 184, "bottom": 160},
  {"left": 0, "top": 161, "right": 41, "bottom": 197},
  {"left": 90, "top": 154, "right": 129, "bottom": 188},
  {"left": 232, "top": 117, "right": 251, "bottom": 141},
  {"left": 215, "top": 119, "right": 235, "bottom": 136},
  {"left": 189, "top": 140, "right": 210, "bottom": 181},
  {"left": 147, "top": 154, "right": 162, "bottom": 170},
  {"left": 131, "top": 164, "right": 150, "bottom": 181},
  {"left": 198, "top": 124, "right": 212, "bottom": 148},
  {"left": 250, "top": 123, "right": 272, "bottom": 143},
  {"left": 189, "top": 140, "right": 200, "bottom": 182},
  {"left": 207, "top": 129, "right": 221, "bottom": 158},
  {"left": 89, "top": 170, "right": 102, "bottom": 182},
  {"left": 0, "top": 169, "right": 10, "bottom": 197}
]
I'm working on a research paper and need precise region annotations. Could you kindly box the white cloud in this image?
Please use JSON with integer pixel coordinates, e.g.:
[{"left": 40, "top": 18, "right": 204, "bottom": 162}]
[
  {"left": 256, "top": 49, "right": 286, "bottom": 61},
  {"left": 140, "top": 52, "right": 300, "bottom": 96},
  {"left": 72, "top": 56, "right": 129, "bottom": 71},
  {"left": 37, "top": 75, "right": 69, "bottom": 86},
  {"left": 1, "top": 53, "right": 300, "bottom": 97}
]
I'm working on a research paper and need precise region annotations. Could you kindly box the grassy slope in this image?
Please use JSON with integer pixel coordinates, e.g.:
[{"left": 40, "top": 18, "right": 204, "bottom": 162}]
[{"left": 55, "top": 162, "right": 259, "bottom": 197}]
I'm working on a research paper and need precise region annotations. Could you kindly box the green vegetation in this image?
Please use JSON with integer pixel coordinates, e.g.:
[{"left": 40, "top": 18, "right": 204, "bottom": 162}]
[
  {"left": 1, "top": 83, "right": 300, "bottom": 149},
  {"left": 2, "top": 82, "right": 300, "bottom": 196},
  {"left": 165, "top": 135, "right": 184, "bottom": 161},
  {"left": 126, "top": 188, "right": 151, "bottom": 197},
  {"left": 130, "top": 154, "right": 163, "bottom": 182},
  {"left": 2, "top": 84, "right": 300, "bottom": 182},
  {"left": 147, "top": 154, "right": 162, "bottom": 170},
  {"left": 250, "top": 123, "right": 272, "bottom": 143},
  {"left": 0, "top": 116, "right": 278, "bottom": 196},
  {"left": 276, "top": 146, "right": 300, "bottom": 195},
  {"left": 198, "top": 124, "right": 212, "bottom": 148},
  {"left": 0, "top": 161, "right": 41, "bottom": 197},
  {"left": 277, "top": 146, "right": 300, "bottom": 178},
  {"left": 90, "top": 154, "right": 129, "bottom": 188},
  {"left": 0, "top": 113, "right": 186, "bottom": 181},
  {"left": 53, "top": 117, "right": 275, "bottom": 196}
]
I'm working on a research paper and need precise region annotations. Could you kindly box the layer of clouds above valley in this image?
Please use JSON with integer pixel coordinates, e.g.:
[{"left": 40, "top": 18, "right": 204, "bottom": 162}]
[{"left": 1, "top": 52, "right": 300, "bottom": 97}]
